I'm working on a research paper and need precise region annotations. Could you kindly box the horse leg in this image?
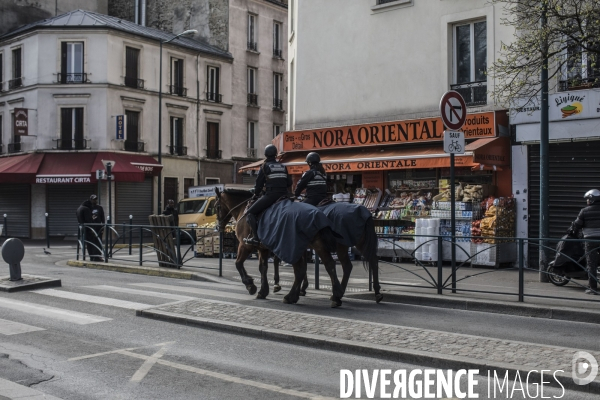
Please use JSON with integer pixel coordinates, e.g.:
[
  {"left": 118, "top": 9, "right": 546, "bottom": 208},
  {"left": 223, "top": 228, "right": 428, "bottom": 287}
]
[
  {"left": 300, "top": 251, "right": 310, "bottom": 296},
  {"left": 313, "top": 239, "right": 344, "bottom": 308},
  {"left": 370, "top": 255, "right": 383, "bottom": 303},
  {"left": 235, "top": 244, "right": 257, "bottom": 295},
  {"left": 256, "top": 249, "right": 270, "bottom": 299},
  {"left": 283, "top": 259, "right": 306, "bottom": 304},
  {"left": 273, "top": 255, "right": 282, "bottom": 293},
  {"left": 337, "top": 244, "right": 354, "bottom": 295}
]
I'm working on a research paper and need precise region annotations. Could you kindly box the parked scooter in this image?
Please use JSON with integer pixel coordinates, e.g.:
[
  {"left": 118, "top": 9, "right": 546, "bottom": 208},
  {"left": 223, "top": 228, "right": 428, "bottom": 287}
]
[{"left": 547, "top": 233, "right": 591, "bottom": 286}]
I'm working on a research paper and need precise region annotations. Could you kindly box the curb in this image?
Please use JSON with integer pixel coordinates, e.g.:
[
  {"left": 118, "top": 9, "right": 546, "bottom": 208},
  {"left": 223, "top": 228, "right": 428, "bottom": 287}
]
[
  {"left": 347, "top": 291, "right": 600, "bottom": 325},
  {"left": 0, "top": 376, "right": 63, "bottom": 400},
  {"left": 66, "top": 260, "right": 223, "bottom": 283},
  {"left": 137, "top": 308, "right": 600, "bottom": 395}
]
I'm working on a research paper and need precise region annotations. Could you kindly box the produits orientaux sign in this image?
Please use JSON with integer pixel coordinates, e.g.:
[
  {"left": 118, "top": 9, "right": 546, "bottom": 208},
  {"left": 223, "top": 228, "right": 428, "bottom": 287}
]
[
  {"left": 116, "top": 115, "right": 126, "bottom": 140},
  {"left": 14, "top": 108, "right": 28, "bottom": 136}
]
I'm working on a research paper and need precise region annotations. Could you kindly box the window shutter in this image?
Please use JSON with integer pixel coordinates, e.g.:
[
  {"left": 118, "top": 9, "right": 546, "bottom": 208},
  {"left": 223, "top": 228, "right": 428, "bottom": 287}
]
[
  {"left": 74, "top": 108, "right": 84, "bottom": 141},
  {"left": 61, "top": 43, "right": 67, "bottom": 83},
  {"left": 13, "top": 48, "right": 22, "bottom": 79},
  {"left": 61, "top": 108, "right": 72, "bottom": 144},
  {"left": 177, "top": 60, "right": 184, "bottom": 88},
  {"left": 215, "top": 67, "right": 220, "bottom": 95}
]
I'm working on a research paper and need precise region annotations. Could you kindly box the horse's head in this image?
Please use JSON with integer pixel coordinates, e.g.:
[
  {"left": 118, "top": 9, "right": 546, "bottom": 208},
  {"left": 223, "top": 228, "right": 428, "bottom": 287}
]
[
  {"left": 214, "top": 188, "right": 228, "bottom": 232},
  {"left": 214, "top": 188, "right": 253, "bottom": 232}
]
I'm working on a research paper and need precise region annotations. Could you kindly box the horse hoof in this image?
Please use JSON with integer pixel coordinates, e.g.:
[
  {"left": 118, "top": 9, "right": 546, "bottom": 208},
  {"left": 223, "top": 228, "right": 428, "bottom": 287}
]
[
  {"left": 299, "top": 290, "right": 306, "bottom": 296},
  {"left": 331, "top": 299, "right": 342, "bottom": 308},
  {"left": 247, "top": 285, "right": 257, "bottom": 296},
  {"left": 273, "top": 285, "right": 282, "bottom": 293},
  {"left": 283, "top": 297, "right": 291, "bottom": 304},
  {"left": 256, "top": 293, "right": 267, "bottom": 300},
  {"left": 375, "top": 293, "right": 384, "bottom": 303}
]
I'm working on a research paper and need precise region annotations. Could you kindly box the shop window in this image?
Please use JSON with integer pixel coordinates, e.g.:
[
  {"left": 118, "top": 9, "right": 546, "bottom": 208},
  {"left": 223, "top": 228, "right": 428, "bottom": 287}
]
[
  {"left": 452, "top": 20, "right": 487, "bottom": 106},
  {"left": 60, "top": 42, "right": 85, "bottom": 83},
  {"left": 59, "top": 108, "right": 85, "bottom": 150}
]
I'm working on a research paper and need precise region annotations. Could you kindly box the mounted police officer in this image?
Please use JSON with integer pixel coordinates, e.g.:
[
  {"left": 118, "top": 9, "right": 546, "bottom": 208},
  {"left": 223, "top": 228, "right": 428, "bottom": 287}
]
[
  {"left": 294, "top": 152, "right": 328, "bottom": 206},
  {"left": 570, "top": 189, "right": 600, "bottom": 295},
  {"left": 244, "top": 144, "right": 292, "bottom": 246}
]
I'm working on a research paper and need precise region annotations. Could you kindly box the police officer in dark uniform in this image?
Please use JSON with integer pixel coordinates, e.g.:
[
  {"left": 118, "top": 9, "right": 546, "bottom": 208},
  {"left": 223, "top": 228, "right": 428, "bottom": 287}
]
[
  {"left": 294, "top": 152, "right": 328, "bottom": 206},
  {"left": 244, "top": 144, "right": 292, "bottom": 246},
  {"left": 570, "top": 189, "right": 600, "bottom": 295}
]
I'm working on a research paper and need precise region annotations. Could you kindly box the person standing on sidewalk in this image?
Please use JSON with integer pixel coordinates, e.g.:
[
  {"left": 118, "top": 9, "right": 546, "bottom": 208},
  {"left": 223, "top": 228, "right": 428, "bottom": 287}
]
[
  {"left": 89, "top": 195, "right": 105, "bottom": 262},
  {"left": 163, "top": 199, "right": 179, "bottom": 226},
  {"left": 570, "top": 189, "right": 600, "bottom": 295}
]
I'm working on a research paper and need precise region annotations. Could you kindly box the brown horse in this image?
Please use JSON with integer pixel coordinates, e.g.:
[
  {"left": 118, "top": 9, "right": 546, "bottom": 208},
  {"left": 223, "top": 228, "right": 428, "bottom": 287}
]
[
  {"left": 214, "top": 188, "right": 345, "bottom": 307},
  {"left": 272, "top": 210, "right": 383, "bottom": 303}
]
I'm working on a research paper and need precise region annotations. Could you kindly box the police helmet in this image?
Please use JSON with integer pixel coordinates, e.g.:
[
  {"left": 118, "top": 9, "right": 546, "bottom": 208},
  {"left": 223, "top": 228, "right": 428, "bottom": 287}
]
[
  {"left": 264, "top": 144, "right": 277, "bottom": 158},
  {"left": 584, "top": 189, "right": 600, "bottom": 204},
  {"left": 306, "top": 152, "right": 321, "bottom": 165}
]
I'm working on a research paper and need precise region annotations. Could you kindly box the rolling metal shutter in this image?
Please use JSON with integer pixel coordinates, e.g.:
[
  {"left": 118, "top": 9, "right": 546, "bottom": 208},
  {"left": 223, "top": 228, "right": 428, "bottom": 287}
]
[
  {"left": 116, "top": 178, "right": 153, "bottom": 237},
  {"left": 0, "top": 184, "right": 30, "bottom": 237},
  {"left": 48, "top": 184, "right": 95, "bottom": 236},
  {"left": 528, "top": 141, "right": 600, "bottom": 265}
]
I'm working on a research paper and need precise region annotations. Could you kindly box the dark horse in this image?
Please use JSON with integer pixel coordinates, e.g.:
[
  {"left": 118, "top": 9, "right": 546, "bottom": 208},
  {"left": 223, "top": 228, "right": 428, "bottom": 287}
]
[
  {"left": 214, "top": 188, "right": 346, "bottom": 307},
  {"left": 272, "top": 203, "right": 383, "bottom": 303}
]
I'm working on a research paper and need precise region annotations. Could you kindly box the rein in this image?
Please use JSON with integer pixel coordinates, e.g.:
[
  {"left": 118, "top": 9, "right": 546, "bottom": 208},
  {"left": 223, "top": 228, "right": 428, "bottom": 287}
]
[{"left": 217, "top": 197, "right": 252, "bottom": 226}]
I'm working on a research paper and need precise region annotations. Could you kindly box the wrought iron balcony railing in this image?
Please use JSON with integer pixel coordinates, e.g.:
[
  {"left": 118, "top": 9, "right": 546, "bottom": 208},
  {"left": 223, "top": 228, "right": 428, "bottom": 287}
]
[
  {"left": 8, "top": 143, "right": 22, "bottom": 153},
  {"left": 247, "top": 41, "right": 258, "bottom": 52},
  {"left": 8, "top": 78, "right": 22, "bottom": 90},
  {"left": 206, "top": 149, "right": 222, "bottom": 159},
  {"left": 169, "top": 85, "right": 187, "bottom": 97},
  {"left": 273, "top": 48, "right": 282, "bottom": 58},
  {"left": 58, "top": 72, "right": 87, "bottom": 84},
  {"left": 53, "top": 138, "right": 88, "bottom": 150},
  {"left": 450, "top": 81, "right": 487, "bottom": 106},
  {"left": 124, "top": 141, "right": 145, "bottom": 152},
  {"left": 206, "top": 92, "right": 223, "bottom": 103},
  {"left": 124, "top": 76, "right": 144, "bottom": 89},
  {"left": 169, "top": 145, "right": 187, "bottom": 156},
  {"left": 559, "top": 74, "right": 600, "bottom": 92},
  {"left": 247, "top": 93, "right": 258, "bottom": 107},
  {"left": 247, "top": 148, "right": 258, "bottom": 158},
  {"left": 273, "top": 98, "right": 283, "bottom": 111}
]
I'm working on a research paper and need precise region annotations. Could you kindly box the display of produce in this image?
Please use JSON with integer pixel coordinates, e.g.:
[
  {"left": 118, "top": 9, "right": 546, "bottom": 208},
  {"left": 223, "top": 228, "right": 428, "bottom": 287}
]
[
  {"left": 390, "top": 179, "right": 436, "bottom": 190},
  {"left": 479, "top": 197, "right": 516, "bottom": 243},
  {"left": 353, "top": 188, "right": 368, "bottom": 205}
]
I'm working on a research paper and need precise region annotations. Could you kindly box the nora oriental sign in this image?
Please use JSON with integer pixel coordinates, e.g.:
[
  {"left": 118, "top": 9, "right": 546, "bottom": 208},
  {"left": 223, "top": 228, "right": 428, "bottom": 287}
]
[{"left": 283, "top": 111, "right": 497, "bottom": 152}]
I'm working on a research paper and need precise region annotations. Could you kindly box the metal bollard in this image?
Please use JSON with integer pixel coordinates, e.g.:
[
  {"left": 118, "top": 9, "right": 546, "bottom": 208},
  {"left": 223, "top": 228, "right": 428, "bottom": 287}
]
[
  {"left": 437, "top": 236, "right": 443, "bottom": 294},
  {"left": 45, "top": 213, "right": 50, "bottom": 248},
  {"left": 176, "top": 227, "right": 182, "bottom": 267},
  {"left": 1, "top": 238, "right": 24, "bottom": 281},
  {"left": 518, "top": 238, "right": 524, "bottom": 302},
  {"left": 219, "top": 231, "right": 223, "bottom": 277},
  {"left": 139, "top": 226, "right": 143, "bottom": 266},
  {"left": 104, "top": 219, "right": 109, "bottom": 263},
  {"left": 76, "top": 225, "right": 81, "bottom": 260},
  {"left": 3, "top": 214, "right": 7, "bottom": 237},
  {"left": 129, "top": 215, "right": 133, "bottom": 255}
]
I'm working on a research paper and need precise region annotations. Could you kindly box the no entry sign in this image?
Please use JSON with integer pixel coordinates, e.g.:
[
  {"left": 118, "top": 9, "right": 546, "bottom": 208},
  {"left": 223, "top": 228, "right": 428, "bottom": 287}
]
[{"left": 440, "top": 91, "right": 467, "bottom": 131}]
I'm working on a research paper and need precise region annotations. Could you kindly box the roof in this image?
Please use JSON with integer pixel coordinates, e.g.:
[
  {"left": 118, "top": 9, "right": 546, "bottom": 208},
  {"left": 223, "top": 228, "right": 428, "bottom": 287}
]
[{"left": 0, "top": 10, "right": 233, "bottom": 60}]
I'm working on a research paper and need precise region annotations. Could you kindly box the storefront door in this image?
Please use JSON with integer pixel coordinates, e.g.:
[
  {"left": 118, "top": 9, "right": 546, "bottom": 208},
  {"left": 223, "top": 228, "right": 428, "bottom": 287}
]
[{"left": 0, "top": 184, "right": 31, "bottom": 237}]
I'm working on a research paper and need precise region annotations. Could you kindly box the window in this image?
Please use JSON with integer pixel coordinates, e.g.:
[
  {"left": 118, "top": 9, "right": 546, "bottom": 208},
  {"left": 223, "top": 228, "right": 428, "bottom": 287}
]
[
  {"left": 247, "top": 68, "right": 258, "bottom": 106},
  {"left": 273, "top": 124, "right": 282, "bottom": 139},
  {"left": 273, "top": 22, "right": 282, "bottom": 58},
  {"left": 205, "top": 178, "right": 220, "bottom": 185},
  {"left": 206, "top": 122, "right": 220, "bottom": 159},
  {"left": 183, "top": 178, "right": 194, "bottom": 199},
  {"left": 164, "top": 177, "right": 178, "bottom": 204},
  {"left": 59, "top": 108, "right": 85, "bottom": 150},
  {"left": 206, "top": 66, "right": 221, "bottom": 102},
  {"left": 248, "top": 121, "right": 257, "bottom": 158},
  {"left": 562, "top": 38, "right": 600, "bottom": 91},
  {"left": 10, "top": 47, "right": 22, "bottom": 89},
  {"left": 452, "top": 21, "right": 487, "bottom": 106},
  {"left": 248, "top": 14, "right": 257, "bottom": 51},
  {"left": 170, "top": 57, "right": 186, "bottom": 96},
  {"left": 273, "top": 73, "right": 283, "bottom": 110},
  {"left": 124, "top": 111, "right": 142, "bottom": 152},
  {"left": 125, "top": 47, "right": 143, "bottom": 88},
  {"left": 170, "top": 117, "right": 185, "bottom": 155},
  {"left": 60, "top": 42, "right": 84, "bottom": 83},
  {"left": 0, "top": 53, "right": 3, "bottom": 92}
]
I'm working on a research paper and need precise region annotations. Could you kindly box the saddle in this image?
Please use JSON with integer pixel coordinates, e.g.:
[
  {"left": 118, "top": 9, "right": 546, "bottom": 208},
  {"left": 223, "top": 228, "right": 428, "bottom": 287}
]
[
  {"left": 317, "top": 198, "right": 335, "bottom": 207},
  {"left": 242, "top": 194, "right": 293, "bottom": 219}
]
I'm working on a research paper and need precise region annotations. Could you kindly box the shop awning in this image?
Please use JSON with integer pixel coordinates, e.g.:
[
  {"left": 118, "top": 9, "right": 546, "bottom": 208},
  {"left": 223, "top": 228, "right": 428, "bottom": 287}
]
[
  {"left": 238, "top": 159, "right": 264, "bottom": 172},
  {"left": 465, "top": 136, "right": 510, "bottom": 167},
  {"left": 36, "top": 153, "right": 97, "bottom": 184},
  {"left": 0, "top": 153, "right": 45, "bottom": 183}
]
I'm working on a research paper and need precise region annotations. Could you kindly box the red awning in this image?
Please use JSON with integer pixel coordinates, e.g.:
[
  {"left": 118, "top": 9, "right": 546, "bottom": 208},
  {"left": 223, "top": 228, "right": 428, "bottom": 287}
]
[
  {"left": 0, "top": 154, "right": 45, "bottom": 183},
  {"left": 465, "top": 137, "right": 510, "bottom": 167},
  {"left": 36, "top": 153, "right": 96, "bottom": 184},
  {"left": 119, "top": 153, "right": 163, "bottom": 177}
]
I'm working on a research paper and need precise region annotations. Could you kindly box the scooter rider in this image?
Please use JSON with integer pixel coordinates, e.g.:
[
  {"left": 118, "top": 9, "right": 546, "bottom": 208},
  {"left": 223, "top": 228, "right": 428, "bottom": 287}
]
[
  {"left": 244, "top": 144, "right": 292, "bottom": 246},
  {"left": 294, "top": 152, "right": 328, "bottom": 206},
  {"left": 570, "top": 189, "right": 600, "bottom": 295}
]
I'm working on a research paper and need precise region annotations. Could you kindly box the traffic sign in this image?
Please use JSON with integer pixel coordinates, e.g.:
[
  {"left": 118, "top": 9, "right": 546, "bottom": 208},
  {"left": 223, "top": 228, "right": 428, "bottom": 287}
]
[
  {"left": 443, "top": 130, "right": 465, "bottom": 154},
  {"left": 440, "top": 91, "right": 467, "bottom": 131}
]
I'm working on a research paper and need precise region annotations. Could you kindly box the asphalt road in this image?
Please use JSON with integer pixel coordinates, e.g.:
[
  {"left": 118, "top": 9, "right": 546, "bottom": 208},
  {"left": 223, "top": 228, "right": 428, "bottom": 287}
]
[{"left": 0, "top": 242, "right": 598, "bottom": 399}]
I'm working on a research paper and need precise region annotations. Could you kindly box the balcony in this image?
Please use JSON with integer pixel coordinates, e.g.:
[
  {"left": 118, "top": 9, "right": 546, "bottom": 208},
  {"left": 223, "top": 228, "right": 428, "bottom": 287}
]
[
  {"left": 273, "top": 98, "right": 283, "bottom": 111},
  {"left": 8, "top": 78, "right": 23, "bottom": 90},
  {"left": 559, "top": 74, "right": 600, "bottom": 91},
  {"left": 124, "top": 76, "right": 144, "bottom": 89},
  {"left": 247, "top": 148, "right": 258, "bottom": 158},
  {"left": 206, "top": 92, "right": 223, "bottom": 103},
  {"left": 8, "top": 143, "right": 22, "bottom": 153},
  {"left": 57, "top": 72, "right": 87, "bottom": 84},
  {"left": 247, "top": 93, "right": 258, "bottom": 107},
  {"left": 169, "top": 85, "right": 187, "bottom": 97},
  {"left": 124, "top": 141, "right": 145, "bottom": 152},
  {"left": 273, "top": 48, "right": 282, "bottom": 58},
  {"left": 247, "top": 41, "right": 258, "bottom": 52},
  {"left": 206, "top": 149, "right": 222, "bottom": 159},
  {"left": 53, "top": 138, "right": 88, "bottom": 150},
  {"left": 450, "top": 81, "right": 487, "bottom": 107},
  {"left": 169, "top": 145, "right": 187, "bottom": 156}
]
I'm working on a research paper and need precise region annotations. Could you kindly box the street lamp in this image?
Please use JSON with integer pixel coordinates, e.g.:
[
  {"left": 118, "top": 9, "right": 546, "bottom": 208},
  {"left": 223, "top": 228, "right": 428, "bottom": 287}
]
[{"left": 158, "top": 29, "right": 198, "bottom": 215}]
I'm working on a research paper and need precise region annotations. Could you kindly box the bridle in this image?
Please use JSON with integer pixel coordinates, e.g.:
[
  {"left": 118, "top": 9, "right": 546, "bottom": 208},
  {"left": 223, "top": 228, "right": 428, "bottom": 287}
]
[{"left": 215, "top": 196, "right": 252, "bottom": 231}]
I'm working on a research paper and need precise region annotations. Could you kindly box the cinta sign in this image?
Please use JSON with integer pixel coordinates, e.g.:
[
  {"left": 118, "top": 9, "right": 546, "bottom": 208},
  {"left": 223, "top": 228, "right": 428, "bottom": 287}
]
[
  {"left": 116, "top": 115, "right": 126, "bottom": 140},
  {"left": 14, "top": 108, "right": 28, "bottom": 136},
  {"left": 282, "top": 112, "right": 496, "bottom": 152}
]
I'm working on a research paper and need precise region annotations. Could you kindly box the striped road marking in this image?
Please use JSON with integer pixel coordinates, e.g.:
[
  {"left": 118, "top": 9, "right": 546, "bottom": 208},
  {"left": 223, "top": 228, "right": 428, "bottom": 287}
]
[
  {"left": 129, "top": 283, "right": 254, "bottom": 300},
  {"left": 0, "top": 297, "right": 111, "bottom": 325},
  {"left": 0, "top": 318, "right": 45, "bottom": 335},
  {"left": 84, "top": 285, "right": 195, "bottom": 301},
  {"left": 34, "top": 289, "right": 154, "bottom": 310}
]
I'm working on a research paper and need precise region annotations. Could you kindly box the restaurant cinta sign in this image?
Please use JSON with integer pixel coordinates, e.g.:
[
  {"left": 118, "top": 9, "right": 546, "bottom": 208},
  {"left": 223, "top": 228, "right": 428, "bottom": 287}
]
[
  {"left": 283, "top": 112, "right": 496, "bottom": 152},
  {"left": 14, "top": 108, "right": 28, "bottom": 136}
]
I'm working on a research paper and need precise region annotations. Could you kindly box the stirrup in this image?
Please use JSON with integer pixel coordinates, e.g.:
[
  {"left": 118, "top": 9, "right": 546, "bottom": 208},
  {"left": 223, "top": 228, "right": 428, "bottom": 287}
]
[{"left": 244, "top": 237, "right": 260, "bottom": 246}]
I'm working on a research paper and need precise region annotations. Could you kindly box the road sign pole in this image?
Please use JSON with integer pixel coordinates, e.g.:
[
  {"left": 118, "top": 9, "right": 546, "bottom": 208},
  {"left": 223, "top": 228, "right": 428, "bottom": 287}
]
[{"left": 450, "top": 152, "right": 456, "bottom": 293}]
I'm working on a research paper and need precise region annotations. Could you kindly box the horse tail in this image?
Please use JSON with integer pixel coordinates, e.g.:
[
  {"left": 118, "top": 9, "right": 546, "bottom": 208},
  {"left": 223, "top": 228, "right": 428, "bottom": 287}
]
[
  {"left": 361, "top": 216, "right": 378, "bottom": 272},
  {"left": 320, "top": 226, "right": 339, "bottom": 254}
]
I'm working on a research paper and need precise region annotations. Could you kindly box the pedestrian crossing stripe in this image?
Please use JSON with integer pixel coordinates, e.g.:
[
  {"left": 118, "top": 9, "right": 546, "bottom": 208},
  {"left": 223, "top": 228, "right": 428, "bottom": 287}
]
[
  {"left": 0, "top": 297, "right": 111, "bottom": 325},
  {"left": 33, "top": 289, "right": 155, "bottom": 310},
  {"left": 0, "top": 318, "right": 45, "bottom": 335}
]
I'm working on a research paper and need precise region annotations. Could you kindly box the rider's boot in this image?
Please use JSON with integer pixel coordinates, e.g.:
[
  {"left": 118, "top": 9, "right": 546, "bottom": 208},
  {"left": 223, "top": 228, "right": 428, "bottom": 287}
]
[{"left": 244, "top": 213, "right": 261, "bottom": 246}]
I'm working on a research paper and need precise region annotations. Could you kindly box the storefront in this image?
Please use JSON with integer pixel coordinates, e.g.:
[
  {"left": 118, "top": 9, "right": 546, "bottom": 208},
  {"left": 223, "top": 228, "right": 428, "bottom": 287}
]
[{"left": 0, "top": 151, "right": 162, "bottom": 238}]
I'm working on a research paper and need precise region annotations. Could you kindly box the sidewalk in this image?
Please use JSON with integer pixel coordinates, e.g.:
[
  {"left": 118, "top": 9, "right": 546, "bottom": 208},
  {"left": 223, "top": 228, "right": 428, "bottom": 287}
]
[
  {"left": 0, "top": 377, "right": 62, "bottom": 400},
  {"left": 137, "top": 298, "right": 600, "bottom": 394}
]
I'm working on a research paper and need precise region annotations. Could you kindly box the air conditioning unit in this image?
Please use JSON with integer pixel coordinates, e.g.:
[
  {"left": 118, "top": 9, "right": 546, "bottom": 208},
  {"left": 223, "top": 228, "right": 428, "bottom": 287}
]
[{"left": 247, "top": 148, "right": 257, "bottom": 158}]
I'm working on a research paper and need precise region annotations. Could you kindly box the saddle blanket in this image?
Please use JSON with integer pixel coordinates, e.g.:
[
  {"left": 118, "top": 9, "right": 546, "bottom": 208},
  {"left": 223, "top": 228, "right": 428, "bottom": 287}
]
[
  {"left": 318, "top": 202, "right": 372, "bottom": 247},
  {"left": 258, "top": 199, "right": 334, "bottom": 264}
]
